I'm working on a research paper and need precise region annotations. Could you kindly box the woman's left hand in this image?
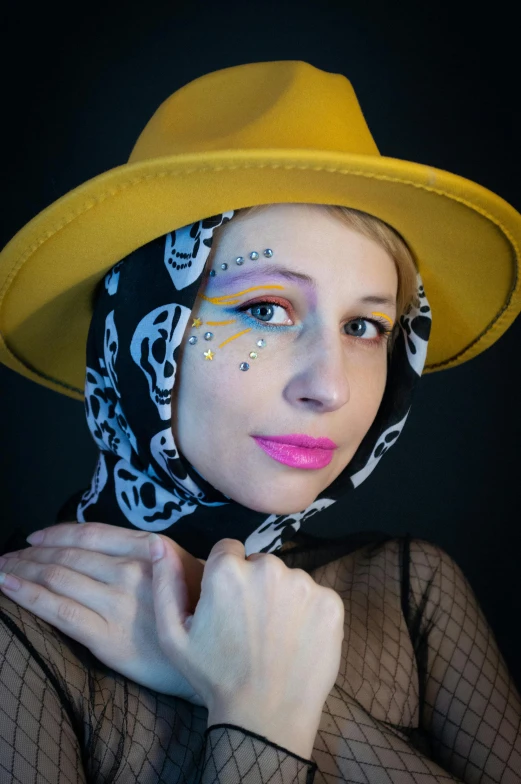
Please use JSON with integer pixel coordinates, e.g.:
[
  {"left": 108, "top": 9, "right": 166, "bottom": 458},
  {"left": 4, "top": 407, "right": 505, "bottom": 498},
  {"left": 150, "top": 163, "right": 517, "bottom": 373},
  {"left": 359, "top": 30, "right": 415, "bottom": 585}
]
[{"left": 0, "top": 522, "right": 206, "bottom": 705}]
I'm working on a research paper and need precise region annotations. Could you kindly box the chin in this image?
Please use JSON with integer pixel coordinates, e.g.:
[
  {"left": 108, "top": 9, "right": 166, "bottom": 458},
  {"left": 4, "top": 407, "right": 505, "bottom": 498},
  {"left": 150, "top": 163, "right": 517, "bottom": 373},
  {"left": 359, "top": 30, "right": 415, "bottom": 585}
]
[{"left": 239, "top": 488, "right": 320, "bottom": 516}]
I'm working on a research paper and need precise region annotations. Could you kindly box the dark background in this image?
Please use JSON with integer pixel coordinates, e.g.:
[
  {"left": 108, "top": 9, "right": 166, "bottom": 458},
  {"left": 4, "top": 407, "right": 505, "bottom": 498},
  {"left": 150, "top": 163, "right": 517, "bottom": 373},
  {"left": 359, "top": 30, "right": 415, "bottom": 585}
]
[{"left": 1, "top": 1, "right": 520, "bottom": 689}]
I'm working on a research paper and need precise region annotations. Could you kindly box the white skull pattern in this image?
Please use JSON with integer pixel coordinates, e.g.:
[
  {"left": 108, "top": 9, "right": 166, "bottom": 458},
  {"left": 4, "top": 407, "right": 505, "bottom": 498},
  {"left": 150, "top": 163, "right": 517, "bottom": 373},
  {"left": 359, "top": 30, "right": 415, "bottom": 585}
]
[
  {"left": 84, "top": 365, "right": 138, "bottom": 459},
  {"left": 77, "top": 452, "right": 109, "bottom": 522},
  {"left": 246, "top": 497, "right": 336, "bottom": 555},
  {"left": 114, "top": 458, "right": 197, "bottom": 530},
  {"left": 164, "top": 210, "right": 234, "bottom": 291},
  {"left": 130, "top": 303, "right": 191, "bottom": 421}
]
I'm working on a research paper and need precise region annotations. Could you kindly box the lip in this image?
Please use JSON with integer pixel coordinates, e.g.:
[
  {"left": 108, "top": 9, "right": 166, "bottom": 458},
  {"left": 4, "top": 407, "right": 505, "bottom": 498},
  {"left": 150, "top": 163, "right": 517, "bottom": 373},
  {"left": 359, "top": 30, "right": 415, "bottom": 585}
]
[{"left": 252, "top": 434, "right": 337, "bottom": 470}]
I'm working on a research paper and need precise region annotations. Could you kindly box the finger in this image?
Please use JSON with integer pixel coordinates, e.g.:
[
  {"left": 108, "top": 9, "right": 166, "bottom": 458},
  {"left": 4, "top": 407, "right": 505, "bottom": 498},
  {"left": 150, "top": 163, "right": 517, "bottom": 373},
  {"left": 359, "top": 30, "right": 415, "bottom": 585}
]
[
  {"left": 0, "top": 556, "right": 119, "bottom": 617},
  {"left": 27, "top": 522, "right": 152, "bottom": 559},
  {"left": 150, "top": 534, "right": 191, "bottom": 656},
  {"left": 0, "top": 570, "right": 106, "bottom": 647},
  {"left": 1, "top": 546, "right": 131, "bottom": 585}
]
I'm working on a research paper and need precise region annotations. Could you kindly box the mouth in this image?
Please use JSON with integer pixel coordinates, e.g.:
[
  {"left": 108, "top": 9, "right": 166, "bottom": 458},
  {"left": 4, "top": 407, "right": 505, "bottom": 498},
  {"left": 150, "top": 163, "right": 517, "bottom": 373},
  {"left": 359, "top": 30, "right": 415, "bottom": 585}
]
[{"left": 252, "top": 434, "right": 337, "bottom": 470}]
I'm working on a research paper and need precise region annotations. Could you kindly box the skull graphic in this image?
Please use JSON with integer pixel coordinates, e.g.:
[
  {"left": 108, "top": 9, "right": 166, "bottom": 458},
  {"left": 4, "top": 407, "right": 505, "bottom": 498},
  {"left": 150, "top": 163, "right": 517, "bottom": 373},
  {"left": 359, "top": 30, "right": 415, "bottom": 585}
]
[
  {"left": 246, "top": 497, "right": 336, "bottom": 555},
  {"left": 114, "top": 458, "right": 197, "bottom": 530},
  {"left": 130, "top": 303, "right": 191, "bottom": 420},
  {"left": 164, "top": 211, "right": 234, "bottom": 291}
]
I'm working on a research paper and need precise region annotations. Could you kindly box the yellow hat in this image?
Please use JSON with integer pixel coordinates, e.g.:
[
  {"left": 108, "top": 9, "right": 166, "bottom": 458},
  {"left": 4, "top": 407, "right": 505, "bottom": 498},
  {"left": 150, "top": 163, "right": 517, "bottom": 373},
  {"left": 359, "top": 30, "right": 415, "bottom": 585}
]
[{"left": 1, "top": 60, "right": 519, "bottom": 401}]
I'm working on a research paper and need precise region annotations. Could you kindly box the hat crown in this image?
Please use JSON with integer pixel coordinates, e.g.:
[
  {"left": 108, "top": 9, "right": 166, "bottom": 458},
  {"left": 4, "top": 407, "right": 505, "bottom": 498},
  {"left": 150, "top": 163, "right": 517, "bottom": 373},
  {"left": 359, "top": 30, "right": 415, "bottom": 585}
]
[{"left": 128, "top": 60, "right": 380, "bottom": 162}]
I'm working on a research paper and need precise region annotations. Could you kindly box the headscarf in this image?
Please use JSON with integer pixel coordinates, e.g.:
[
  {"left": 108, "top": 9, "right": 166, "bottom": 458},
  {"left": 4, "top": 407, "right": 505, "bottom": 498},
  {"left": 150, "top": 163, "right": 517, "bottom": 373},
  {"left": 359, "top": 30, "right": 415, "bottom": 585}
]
[{"left": 60, "top": 210, "right": 432, "bottom": 559}]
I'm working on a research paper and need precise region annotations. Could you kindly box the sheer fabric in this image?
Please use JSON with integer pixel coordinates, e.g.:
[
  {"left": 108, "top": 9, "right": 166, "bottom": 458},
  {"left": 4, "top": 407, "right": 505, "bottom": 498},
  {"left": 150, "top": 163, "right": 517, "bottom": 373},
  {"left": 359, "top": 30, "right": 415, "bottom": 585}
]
[{"left": 1, "top": 536, "right": 520, "bottom": 783}]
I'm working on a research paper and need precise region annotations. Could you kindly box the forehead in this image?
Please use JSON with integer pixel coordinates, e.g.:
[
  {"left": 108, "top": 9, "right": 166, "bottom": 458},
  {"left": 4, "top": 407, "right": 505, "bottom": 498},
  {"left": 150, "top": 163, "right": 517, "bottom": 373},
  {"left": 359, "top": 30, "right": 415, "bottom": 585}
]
[{"left": 210, "top": 204, "right": 398, "bottom": 299}]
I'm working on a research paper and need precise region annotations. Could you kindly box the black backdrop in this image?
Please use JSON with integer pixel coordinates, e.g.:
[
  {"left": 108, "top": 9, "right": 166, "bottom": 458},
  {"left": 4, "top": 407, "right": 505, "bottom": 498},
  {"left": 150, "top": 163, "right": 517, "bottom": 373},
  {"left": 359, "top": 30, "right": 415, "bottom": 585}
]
[{"left": 1, "top": 1, "right": 520, "bottom": 689}]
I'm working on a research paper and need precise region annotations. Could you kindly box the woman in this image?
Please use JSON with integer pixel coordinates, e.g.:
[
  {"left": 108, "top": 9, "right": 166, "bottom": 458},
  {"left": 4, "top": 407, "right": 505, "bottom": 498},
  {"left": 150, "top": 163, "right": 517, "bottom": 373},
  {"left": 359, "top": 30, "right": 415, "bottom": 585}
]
[{"left": 0, "top": 61, "right": 520, "bottom": 782}]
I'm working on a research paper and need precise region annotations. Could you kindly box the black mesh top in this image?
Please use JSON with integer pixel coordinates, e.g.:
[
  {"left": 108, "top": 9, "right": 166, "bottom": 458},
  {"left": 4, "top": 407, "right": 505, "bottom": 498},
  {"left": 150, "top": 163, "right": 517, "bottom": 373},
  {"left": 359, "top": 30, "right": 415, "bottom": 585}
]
[{"left": 1, "top": 531, "right": 520, "bottom": 782}]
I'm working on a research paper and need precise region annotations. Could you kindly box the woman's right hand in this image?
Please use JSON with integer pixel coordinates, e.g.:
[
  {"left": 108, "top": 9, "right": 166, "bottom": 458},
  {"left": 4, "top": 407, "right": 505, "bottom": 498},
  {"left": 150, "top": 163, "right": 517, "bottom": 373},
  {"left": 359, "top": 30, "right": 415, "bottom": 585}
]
[{"left": 150, "top": 535, "right": 345, "bottom": 757}]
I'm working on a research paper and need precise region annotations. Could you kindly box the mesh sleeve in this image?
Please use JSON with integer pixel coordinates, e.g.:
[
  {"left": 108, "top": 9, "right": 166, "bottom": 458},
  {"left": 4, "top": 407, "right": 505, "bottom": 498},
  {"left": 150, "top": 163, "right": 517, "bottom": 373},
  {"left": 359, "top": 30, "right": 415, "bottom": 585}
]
[
  {"left": 202, "top": 725, "right": 317, "bottom": 783},
  {"left": 407, "top": 539, "right": 521, "bottom": 783},
  {"left": 0, "top": 593, "right": 316, "bottom": 783}
]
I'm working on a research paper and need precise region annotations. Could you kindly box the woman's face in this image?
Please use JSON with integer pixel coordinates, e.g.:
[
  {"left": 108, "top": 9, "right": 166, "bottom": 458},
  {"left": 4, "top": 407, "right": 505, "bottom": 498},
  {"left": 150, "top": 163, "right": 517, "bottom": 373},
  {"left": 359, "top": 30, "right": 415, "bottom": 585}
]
[{"left": 171, "top": 203, "right": 398, "bottom": 514}]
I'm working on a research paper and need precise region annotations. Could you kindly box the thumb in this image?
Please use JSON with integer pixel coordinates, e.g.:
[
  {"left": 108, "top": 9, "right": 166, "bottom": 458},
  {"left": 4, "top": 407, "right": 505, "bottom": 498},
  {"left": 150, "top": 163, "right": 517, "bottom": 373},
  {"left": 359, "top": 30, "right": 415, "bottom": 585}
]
[{"left": 149, "top": 534, "right": 192, "bottom": 657}]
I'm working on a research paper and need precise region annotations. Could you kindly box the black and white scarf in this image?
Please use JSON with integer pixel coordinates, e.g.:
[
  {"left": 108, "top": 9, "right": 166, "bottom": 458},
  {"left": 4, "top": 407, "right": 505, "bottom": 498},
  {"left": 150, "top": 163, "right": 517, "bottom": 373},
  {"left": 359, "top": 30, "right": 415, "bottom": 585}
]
[{"left": 62, "top": 211, "right": 432, "bottom": 558}]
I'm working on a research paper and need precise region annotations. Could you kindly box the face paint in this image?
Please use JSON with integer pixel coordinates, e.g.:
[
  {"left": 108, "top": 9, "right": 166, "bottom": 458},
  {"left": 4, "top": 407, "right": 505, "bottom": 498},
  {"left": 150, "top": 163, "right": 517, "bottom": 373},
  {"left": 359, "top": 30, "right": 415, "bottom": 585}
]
[
  {"left": 200, "top": 284, "right": 284, "bottom": 307},
  {"left": 371, "top": 311, "right": 394, "bottom": 329}
]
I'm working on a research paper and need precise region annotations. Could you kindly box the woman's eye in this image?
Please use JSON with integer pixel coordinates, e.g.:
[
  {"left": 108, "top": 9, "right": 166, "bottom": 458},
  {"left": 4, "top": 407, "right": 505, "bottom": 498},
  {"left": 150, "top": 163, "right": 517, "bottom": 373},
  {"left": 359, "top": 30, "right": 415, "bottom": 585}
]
[
  {"left": 344, "top": 318, "right": 382, "bottom": 339},
  {"left": 245, "top": 302, "right": 292, "bottom": 325}
]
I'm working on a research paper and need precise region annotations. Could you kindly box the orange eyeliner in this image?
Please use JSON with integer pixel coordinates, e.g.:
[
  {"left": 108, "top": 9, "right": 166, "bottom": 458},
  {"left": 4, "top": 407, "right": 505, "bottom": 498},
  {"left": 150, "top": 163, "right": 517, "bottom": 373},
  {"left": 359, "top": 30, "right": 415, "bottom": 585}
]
[
  {"left": 372, "top": 312, "right": 394, "bottom": 328},
  {"left": 201, "top": 284, "right": 284, "bottom": 306},
  {"left": 218, "top": 329, "right": 252, "bottom": 348},
  {"left": 206, "top": 319, "right": 237, "bottom": 326}
]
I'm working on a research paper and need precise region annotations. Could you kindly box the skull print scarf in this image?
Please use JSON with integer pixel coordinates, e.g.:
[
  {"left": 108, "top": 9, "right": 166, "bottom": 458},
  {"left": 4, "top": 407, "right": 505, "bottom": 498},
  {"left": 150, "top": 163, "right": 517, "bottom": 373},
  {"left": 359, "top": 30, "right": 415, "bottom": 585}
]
[{"left": 59, "top": 211, "right": 432, "bottom": 559}]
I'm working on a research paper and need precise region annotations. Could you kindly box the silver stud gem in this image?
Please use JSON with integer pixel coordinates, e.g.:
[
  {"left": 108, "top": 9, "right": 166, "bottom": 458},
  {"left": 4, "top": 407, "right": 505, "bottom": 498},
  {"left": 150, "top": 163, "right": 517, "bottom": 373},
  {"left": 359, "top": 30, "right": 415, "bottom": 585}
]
[
  {"left": 235, "top": 256, "right": 244, "bottom": 265},
  {"left": 188, "top": 336, "right": 198, "bottom": 345},
  {"left": 204, "top": 332, "right": 214, "bottom": 341},
  {"left": 249, "top": 351, "right": 258, "bottom": 359},
  {"left": 209, "top": 270, "right": 216, "bottom": 277},
  {"left": 240, "top": 362, "right": 250, "bottom": 371},
  {"left": 220, "top": 262, "right": 228, "bottom": 270},
  {"left": 256, "top": 339, "right": 266, "bottom": 348},
  {"left": 249, "top": 251, "right": 259, "bottom": 260},
  {"left": 263, "top": 249, "right": 273, "bottom": 257}
]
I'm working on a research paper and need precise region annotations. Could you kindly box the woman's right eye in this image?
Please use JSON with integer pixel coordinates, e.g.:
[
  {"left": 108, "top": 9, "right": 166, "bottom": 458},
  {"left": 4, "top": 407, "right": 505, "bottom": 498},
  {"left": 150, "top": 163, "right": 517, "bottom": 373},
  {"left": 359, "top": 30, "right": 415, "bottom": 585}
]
[{"left": 243, "top": 301, "right": 293, "bottom": 325}]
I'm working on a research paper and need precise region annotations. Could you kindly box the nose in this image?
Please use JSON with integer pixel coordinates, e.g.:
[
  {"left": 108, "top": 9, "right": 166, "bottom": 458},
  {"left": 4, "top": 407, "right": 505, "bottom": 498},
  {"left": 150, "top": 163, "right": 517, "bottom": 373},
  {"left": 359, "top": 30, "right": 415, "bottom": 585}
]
[{"left": 283, "top": 329, "right": 350, "bottom": 413}]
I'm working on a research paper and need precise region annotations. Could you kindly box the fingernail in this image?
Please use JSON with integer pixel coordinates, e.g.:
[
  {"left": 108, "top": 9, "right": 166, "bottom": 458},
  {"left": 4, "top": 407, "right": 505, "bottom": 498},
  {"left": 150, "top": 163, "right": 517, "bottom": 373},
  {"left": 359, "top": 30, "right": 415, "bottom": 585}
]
[
  {"left": 0, "top": 572, "right": 21, "bottom": 591},
  {"left": 149, "top": 534, "right": 164, "bottom": 562},
  {"left": 26, "top": 530, "right": 44, "bottom": 545}
]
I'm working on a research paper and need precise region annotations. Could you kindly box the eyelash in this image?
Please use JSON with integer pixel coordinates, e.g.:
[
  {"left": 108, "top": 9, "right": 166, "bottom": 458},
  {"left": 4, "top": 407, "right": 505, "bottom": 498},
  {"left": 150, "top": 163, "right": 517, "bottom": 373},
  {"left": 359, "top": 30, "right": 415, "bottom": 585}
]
[{"left": 234, "top": 297, "right": 393, "bottom": 343}]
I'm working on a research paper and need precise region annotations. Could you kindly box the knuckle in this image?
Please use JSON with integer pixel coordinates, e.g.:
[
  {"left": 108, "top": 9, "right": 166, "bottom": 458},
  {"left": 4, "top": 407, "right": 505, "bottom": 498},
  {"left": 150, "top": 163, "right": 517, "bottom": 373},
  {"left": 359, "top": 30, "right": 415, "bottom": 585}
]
[
  {"left": 56, "top": 548, "right": 79, "bottom": 567},
  {"left": 57, "top": 601, "right": 83, "bottom": 626},
  {"left": 43, "top": 565, "right": 68, "bottom": 589},
  {"left": 321, "top": 588, "right": 345, "bottom": 624},
  {"left": 76, "top": 525, "right": 99, "bottom": 549}
]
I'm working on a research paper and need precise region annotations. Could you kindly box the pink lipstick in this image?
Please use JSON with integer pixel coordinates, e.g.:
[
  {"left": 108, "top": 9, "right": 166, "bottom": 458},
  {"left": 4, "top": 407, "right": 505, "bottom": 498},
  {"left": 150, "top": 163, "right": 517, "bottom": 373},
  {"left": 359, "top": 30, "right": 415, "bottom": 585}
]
[{"left": 252, "top": 434, "right": 337, "bottom": 470}]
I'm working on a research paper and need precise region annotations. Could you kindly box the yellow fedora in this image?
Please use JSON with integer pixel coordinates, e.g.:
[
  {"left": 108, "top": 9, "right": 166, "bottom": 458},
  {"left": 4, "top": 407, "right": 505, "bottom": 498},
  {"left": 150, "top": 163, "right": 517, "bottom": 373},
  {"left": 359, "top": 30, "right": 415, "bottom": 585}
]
[{"left": 1, "top": 60, "right": 520, "bottom": 401}]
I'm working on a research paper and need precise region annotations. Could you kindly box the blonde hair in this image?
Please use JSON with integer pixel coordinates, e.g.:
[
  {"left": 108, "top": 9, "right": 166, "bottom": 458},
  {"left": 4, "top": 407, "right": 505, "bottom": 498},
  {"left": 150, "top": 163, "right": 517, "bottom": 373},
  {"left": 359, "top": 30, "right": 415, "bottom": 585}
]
[{"left": 212, "top": 204, "right": 420, "bottom": 357}]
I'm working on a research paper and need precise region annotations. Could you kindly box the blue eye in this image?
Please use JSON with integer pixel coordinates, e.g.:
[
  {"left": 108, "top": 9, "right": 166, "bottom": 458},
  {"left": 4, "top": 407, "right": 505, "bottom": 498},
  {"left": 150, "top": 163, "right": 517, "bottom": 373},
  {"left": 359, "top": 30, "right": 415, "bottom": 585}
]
[{"left": 241, "top": 301, "right": 293, "bottom": 326}]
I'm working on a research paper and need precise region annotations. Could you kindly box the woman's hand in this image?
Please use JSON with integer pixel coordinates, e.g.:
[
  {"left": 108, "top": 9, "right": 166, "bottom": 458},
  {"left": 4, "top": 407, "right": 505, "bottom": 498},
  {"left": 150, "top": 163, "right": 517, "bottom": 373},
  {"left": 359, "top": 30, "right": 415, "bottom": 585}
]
[
  {"left": 0, "top": 522, "right": 206, "bottom": 705},
  {"left": 150, "top": 536, "right": 345, "bottom": 757}
]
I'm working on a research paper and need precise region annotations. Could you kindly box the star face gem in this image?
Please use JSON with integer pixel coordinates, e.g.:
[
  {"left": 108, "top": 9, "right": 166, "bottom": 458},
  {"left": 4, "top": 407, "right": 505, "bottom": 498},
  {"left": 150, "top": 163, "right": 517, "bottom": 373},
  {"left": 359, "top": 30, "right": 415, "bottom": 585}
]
[
  {"left": 204, "top": 349, "right": 214, "bottom": 360},
  {"left": 192, "top": 318, "right": 202, "bottom": 328}
]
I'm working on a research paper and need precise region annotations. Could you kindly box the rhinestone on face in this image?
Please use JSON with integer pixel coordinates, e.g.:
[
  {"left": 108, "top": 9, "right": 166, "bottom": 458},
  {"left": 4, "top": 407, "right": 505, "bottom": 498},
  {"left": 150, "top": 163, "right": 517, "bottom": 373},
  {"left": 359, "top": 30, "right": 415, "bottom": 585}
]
[
  {"left": 249, "top": 351, "right": 258, "bottom": 359},
  {"left": 209, "top": 269, "right": 216, "bottom": 277},
  {"left": 204, "top": 350, "right": 214, "bottom": 360},
  {"left": 256, "top": 339, "right": 266, "bottom": 348},
  {"left": 235, "top": 256, "right": 244, "bottom": 265},
  {"left": 249, "top": 251, "right": 259, "bottom": 260},
  {"left": 239, "top": 362, "right": 250, "bottom": 371},
  {"left": 263, "top": 248, "right": 273, "bottom": 257},
  {"left": 188, "top": 336, "right": 198, "bottom": 345},
  {"left": 204, "top": 332, "right": 214, "bottom": 341},
  {"left": 220, "top": 262, "right": 228, "bottom": 270}
]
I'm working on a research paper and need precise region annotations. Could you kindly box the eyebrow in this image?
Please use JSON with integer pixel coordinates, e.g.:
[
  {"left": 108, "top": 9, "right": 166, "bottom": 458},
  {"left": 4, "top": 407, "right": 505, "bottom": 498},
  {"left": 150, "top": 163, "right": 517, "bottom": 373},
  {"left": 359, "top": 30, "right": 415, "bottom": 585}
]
[{"left": 208, "top": 264, "right": 397, "bottom": 309}]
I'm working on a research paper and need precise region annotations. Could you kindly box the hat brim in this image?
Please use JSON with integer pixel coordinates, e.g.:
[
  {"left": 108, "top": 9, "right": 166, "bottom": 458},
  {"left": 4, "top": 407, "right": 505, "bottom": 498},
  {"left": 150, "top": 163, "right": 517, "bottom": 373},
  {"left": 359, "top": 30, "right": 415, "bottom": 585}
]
[{"left": 1, "top": 148, "right": 519, "bottom": 401}]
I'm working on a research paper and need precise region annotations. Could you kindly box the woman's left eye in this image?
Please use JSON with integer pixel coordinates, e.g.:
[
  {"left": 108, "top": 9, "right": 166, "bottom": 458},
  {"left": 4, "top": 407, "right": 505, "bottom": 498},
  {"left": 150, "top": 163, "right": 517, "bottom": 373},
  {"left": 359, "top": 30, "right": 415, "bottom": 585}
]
[{"left": 243, "top": 301, "right": 293, "bottom": 325}]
